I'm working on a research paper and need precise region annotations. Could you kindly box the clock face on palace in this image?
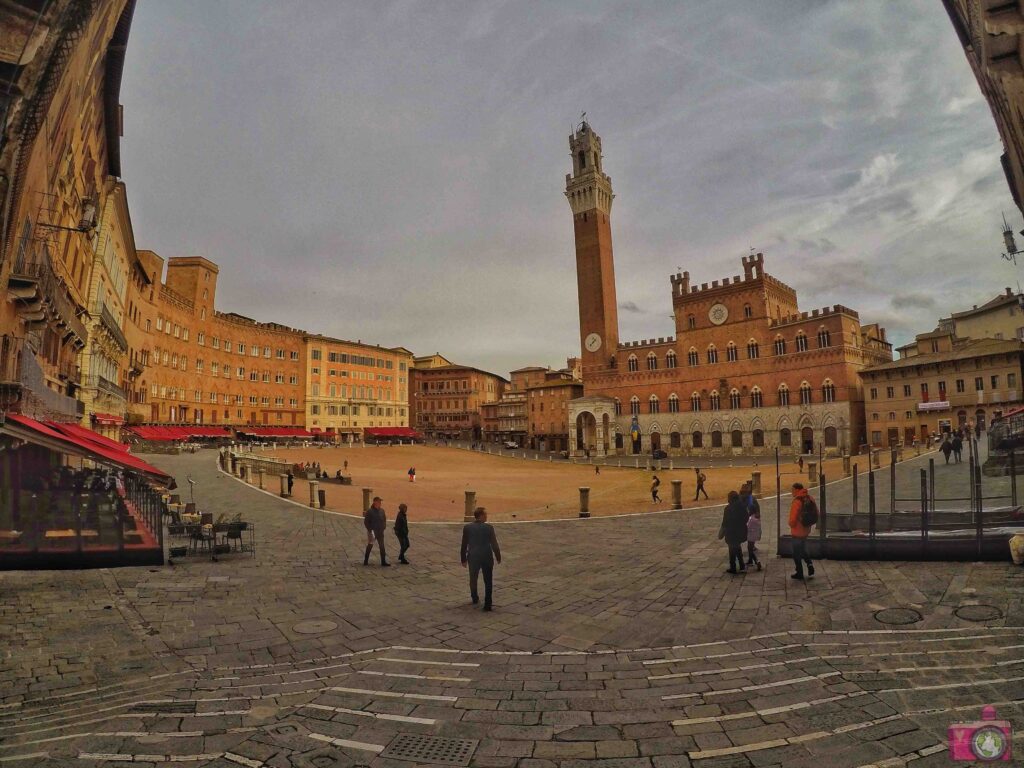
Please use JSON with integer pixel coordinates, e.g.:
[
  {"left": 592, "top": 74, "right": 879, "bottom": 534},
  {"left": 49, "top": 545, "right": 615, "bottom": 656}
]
[
  {"left": 584, "top": 332, "right": 602, "bottom": 352},
  {"left": 708, "top": 303, "right": 729, "bottom": 326}
]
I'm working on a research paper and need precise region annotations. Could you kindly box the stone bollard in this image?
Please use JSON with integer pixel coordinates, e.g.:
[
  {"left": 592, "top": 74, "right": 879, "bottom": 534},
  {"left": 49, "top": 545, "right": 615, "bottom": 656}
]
[
  {"left": 872, "top": 450, "right": 880, "bottom": 469},
  {"left": 808, "top": 461, "right": 817, "bottom": 481},
  {"left": 669, "top": 459, "right": 674, "bottom": 471},
  {"left": 915, "top": 440, "right": 921, "bottom": 457},
  {"left": 578, "top": 487, "right": 590, "bottom": 518},
  {"left": 308, "top": 480, "right": 320, "bottom": 508},
  {"left": 258, "top": 470, "right": 264, "bottom": 490},
  {"left": 464, "top": 490, "right": 476, "bottom": 522},
  {"left": 842, "top": 453, "right": 851, "bottom": 477},
  {"left": 362, "top": 488, "right": 373, "bottom": 512},
  {"left": 751, "top": 471, "right": 761, "bottom": 495},
  {"left": 635, "top": 458, "right": 640, "bottom": 468},
  {"left": 671, "top": 479, "right": 683, "bottom": 510},
  {"left": 279, "top": 473, "right": 288, "bottom": 497},
  {"left": 549, "top": 455, "right": 553, "bottom": 462}
]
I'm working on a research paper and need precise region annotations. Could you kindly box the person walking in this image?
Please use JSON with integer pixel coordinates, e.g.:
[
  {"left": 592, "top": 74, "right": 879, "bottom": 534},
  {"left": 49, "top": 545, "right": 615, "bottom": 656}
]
[
  {"left": 595, "top": 464, "right": 600, "bottom": 475},
  {"left": 941, "top": 437, "right": 953, "bottom": 464},
  {"left": 694, "top": 467, "right": 708, "bottom": 500},
  {"left": 460, "top": 507, "right": 501, "bottom": 611},
  {"left": 719, "top": 491, "right": 749, "bottom": 574},
  {"left": 408, "top": 467, "right": 416, "bottom": 483},
  {"left": 798, "top": 455, "right": 804, "bottom": 473},
  {"left": 363, "top": 496, "right": 390, "bottom": 567},
  {"left": 394, "top": 503, "right": 411, "bottom": 564},
  {"left": 788, "top": 482, "right": 817, "bottom": 580},
  {"left": 286, "top": 471, "right": 294, "bottom": 496},
  {"left": 651, "top": 474, "right": 661, "bottom": 503},
  {"left": 951, "top": 433, "right": 963, "bottom": 464},
  {"left": 743, "top": 484, "right": 762, "bottom": 570}
]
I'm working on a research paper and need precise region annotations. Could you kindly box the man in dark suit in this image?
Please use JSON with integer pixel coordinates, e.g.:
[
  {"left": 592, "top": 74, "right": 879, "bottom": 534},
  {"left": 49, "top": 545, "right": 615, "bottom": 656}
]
[{"left": 460, "top": 507, "right": 501, "bottom": 611}]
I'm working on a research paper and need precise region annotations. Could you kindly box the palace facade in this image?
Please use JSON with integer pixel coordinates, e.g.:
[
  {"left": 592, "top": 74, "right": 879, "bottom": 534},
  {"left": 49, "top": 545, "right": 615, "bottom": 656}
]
[{"left": 564, "top": 122, "right": 893, "bottom": 458}]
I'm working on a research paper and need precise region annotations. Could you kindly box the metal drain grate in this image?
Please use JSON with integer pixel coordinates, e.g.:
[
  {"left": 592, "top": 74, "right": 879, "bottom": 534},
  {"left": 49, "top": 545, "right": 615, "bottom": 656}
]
[{"left": 380, "top": 734, "right": 478, "bottom": 766}]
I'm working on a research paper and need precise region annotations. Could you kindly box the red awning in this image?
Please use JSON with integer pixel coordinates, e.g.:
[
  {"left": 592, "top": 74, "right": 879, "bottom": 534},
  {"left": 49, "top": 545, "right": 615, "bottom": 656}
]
[
  {"left": 92, "top": 412, "right": 125, "bottom": 426},
  {"left": 237, "top": 427, "right": 316, "bottom": 437},
  {"left": 128, "top": 425, "right": 233, "bottom": 441},
  {"left": 364, "top": 427, "right": 423, "bottom": 438},
  {"left": 49, "top": 422, "right": 130, "bottom": 453},
  {"left": 4, "top": 414, "right": 172, "bottom": 483}
]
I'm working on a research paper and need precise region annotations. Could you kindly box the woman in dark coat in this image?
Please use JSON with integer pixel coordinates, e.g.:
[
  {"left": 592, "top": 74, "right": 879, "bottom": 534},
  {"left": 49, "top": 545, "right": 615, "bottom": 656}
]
[
  {"left": 394, "top": 503, "right": 411, "bottom": 564},
  {"left": 720, "top": 490, "right": 749, "bottom": 574}
]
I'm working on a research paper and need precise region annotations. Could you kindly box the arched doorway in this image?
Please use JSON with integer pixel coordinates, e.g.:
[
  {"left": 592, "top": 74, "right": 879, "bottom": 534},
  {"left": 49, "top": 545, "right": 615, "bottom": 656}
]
[
  {"left": 650, "top": 431, "right": 661, "bottom": 451},
  {"left": 576, "top": 412, "right": 597, "bottom": 453},
  {"left": 801, "top": 426, "right": 814, "bottom": 453},
  {"left": 957, "top": 409, "right": 968, "bottom": 427}
]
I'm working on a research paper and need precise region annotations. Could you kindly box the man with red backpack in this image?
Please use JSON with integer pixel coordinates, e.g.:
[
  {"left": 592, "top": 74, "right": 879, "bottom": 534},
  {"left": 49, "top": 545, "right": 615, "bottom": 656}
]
[{"left": 788, "top": 482, "right": 817, "bottom": 580}]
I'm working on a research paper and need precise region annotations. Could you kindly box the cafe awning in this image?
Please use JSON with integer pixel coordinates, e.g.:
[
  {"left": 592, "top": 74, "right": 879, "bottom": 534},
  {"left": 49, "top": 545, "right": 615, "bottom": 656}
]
[{"left": 3, "top": 414, "right": 172, "bottom": 484}]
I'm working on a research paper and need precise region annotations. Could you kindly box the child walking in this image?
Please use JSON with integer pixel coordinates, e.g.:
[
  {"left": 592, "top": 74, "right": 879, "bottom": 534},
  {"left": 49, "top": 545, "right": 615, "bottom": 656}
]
[{"left": 746, "top": 504, "right": 762, "bottom": 570}]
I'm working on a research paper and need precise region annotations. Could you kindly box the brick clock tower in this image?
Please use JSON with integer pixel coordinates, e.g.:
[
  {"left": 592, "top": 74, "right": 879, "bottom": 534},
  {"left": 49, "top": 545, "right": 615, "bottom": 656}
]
[{"left": 566, "top": 121, "right": 618, "bottom": 374}]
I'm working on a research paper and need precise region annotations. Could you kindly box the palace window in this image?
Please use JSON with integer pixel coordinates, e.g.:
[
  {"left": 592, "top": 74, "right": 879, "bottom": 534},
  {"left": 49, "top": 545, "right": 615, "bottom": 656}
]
[
  {"left": 692, "top": 430, "right": 703, "bottom": 448},
  {"left": 614, "top": 398, "right": 622, "bottom": 416},
  {"left": 628, "top": 355, "right": 639, "bottom": 372},
  {"left": 975, "top": 377, "right": 984, "bottom": 391},
  {"left": 743, "top": 303, "right": 752, "bottom": 319},
  {"left": 726, "top": 342, "right": 738, "bottom": 362},
  {"left": 870, "top": 387, "right": 878, "bottom": 399},
  {"left": 688, "top": 314, "right": 696, "bottom": 329},
  {"left": 666, "top": 350, "right": 677, "bottom": 368},
  {"left": 711, "top": 430, "right": 723, "bottom": 448},
  {"left": 774, "top": 337, "right": 786, "bottom": 355},
  {"left": 747, "top": 340, "right": 759, "bottom": 359},
  {"left": 731, "top": 429, "right": 743, "bottom": 447},
  {"left": 690, "top": 393, "right": 701, "bottom": 412},
  {"left": 707, "top": 345, "right": 718, "bottom": 364},
  {"left": 956, "top": 379, "right": 964, "bottom": 393},
  {"left": 688, "top": 348, "right": 699, "bottom": 366},
  {"left": 817, "top": 329, "right": 831, "bottom": 348},
  {"left": 729, "top": 389, "right": 741, "bottom": 409},
  {"left": 630, "top": 396, "right": 640, "bottom": 416},
  {"left": 799, "top": 382, "right": 812, "bottom": 405},
  {"left": 886, "top": 386, "right": 894, "bottom": 398},
  {"left": 780, "top": 428, "right": 792, "bottom": 446},
  {"left": 752, "top": 429, "right": 765, "bottom": 447},
  {"left": 796, "top": 333, "right": 808, "bottom": 352},
  {"left": 778, "top": 384, "right": 790, "bottom": 406},
  {"left": 750, "top": 387, "right": 763, "bottom": 408},
  {"left": 649, "top": 395, "right": 659, "bottom": 414},
  {"left": 668, "top": 393, "right": 679, "bottom": 413},
  {"left": 709, "top": 391, "right": 721, "bottom": 410},
  {"left": 822, "top": 380, "right": 836, "bottom": 403},
  {"left": 646, "top": 352, "right": 657, "bottom": 370}
]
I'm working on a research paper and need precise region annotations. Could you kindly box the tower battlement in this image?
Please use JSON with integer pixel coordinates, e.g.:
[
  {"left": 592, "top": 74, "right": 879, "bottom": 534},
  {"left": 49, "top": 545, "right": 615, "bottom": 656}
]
[
  {"left": 769, "top": 304, "right": 860, "bottom": 327},
  {"left": 671, "top": 254, "right": 796, "bottom": 301}
]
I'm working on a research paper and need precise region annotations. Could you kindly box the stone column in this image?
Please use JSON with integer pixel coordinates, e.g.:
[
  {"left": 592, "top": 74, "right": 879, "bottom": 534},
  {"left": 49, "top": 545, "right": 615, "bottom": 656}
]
[
  {"left": 842, "top": 453, "right": 851, "bottom": 477},
  {"left": 279, "top": 473, "right": 288, "bottom": 497},
  {"left": 808, "top": 461, "right": 817, "bottom": 481},
  {"left": 671, "top": 480, "right": 683, "bottom": 510},
  {"left": 668, "top": 459, "right": 674, "bottom": 470},
  {"left": 362, "top": 487, "right": 373, "bottom": 512},
  {"left": 464, "top": 490, "right": 476, "bottom": 522},
  {"left": 309, "top": 480, "right": 319, "bottom": 508},
  {"left": 751, "top": 471, "right": 761, "bottom": 495},
  {"left": 578, "top": 487, "right": 590, "bottom": 518}
]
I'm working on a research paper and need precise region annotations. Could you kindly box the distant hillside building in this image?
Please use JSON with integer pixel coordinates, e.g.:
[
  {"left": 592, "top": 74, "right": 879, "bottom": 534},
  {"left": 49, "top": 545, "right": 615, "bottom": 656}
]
[{"left": 564, "top": 122, "right": 893, "bottom": 458}]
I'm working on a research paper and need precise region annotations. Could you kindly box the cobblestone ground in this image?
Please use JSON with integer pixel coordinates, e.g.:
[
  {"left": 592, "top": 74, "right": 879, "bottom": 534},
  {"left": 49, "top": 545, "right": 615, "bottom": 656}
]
[{"left": 1, "top": 451, "right": 1023, "bottom": 768}]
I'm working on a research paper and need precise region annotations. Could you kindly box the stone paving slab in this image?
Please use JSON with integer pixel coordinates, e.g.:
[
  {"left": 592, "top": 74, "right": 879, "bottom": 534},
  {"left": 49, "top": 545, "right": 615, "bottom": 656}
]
[{"left": 1, "top": 451, "right": 1023, "bottom": 767}]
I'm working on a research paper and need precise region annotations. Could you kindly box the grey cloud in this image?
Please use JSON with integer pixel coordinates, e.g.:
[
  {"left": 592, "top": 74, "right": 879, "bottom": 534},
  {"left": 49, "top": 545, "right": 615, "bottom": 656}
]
[
  {"left": 891, "top": 294, "right": 938, "bottom": 310},
  {"left": 120, "top": 0, "right": 1019, "bottom": 374}
]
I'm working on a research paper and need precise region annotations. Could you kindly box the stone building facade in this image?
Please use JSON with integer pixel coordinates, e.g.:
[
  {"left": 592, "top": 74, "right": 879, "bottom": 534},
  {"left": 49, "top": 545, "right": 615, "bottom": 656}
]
[
  {"left": 943, "top": 1, "right": 1024, "bottom": 216},
  {"left": 0, "top": 0, "right": 136, "bottom": 422},
  {"left": 303, "top": 336, "right": 412, "bottom": 440},
  {"left": 409, "top": 362, "right": 506, "bottom": 440},
  {"left": 934, "top": 287, "right": 1024, "bottom": 344},
  {"left": 862, "top": 333, "right": 1024, "bottom": 445},
  {"left": 527, "top": 372, "right": 583, "bottom": 453},
  {"left": 564, "top": 122, "right": 893, "bottom": 458}
]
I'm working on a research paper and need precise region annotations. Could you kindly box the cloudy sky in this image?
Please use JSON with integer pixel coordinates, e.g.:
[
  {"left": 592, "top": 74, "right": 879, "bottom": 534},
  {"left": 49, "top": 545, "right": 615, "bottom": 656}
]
[{"left": 121, "top": 0, "right": 1021, "bottom": 375}]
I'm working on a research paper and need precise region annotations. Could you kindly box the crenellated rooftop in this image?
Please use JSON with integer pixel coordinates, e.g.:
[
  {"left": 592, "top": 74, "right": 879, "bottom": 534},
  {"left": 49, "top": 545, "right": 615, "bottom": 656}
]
[
  {"left": 670, "top": 253, "right": 797, "bottom": 300},
  {"left": 618, "top": 336, "right": 676, "bottom": 350},
  {"left": 768, "top": 304, "right": 859, "bottom": 328}
]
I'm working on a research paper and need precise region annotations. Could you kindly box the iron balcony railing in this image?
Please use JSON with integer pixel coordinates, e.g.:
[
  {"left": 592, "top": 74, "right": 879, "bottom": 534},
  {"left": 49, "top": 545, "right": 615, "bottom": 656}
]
[
  {"left": 80, "top": 374, "right": 127, "bottom": 402},
  {"left": 9, "top": 253, "right": 87, "bottom": 345},
  {"left": 99, "top": 305, "right": 128, "bottom": 352}
]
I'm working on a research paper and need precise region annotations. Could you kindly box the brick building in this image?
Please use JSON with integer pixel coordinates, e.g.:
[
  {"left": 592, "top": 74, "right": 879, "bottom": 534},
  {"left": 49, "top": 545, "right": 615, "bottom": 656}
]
[
  {"left": 564, "top": 122, "right": 893, "bottom": 458},
  {"left": 527, "top": 368, "right": 583, "bottom": 453},
  {"left": 861, "top": 333, "right": 1024, "bottom": 445},
  {"left": 410, "top": 361, "right": 506, "bottom": 440}
]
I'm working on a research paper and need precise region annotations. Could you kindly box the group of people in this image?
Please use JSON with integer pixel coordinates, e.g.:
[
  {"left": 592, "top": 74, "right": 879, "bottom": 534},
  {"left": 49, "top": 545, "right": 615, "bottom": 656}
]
[
  {"left": 940, "top": 431, "right": 966, "bottom": 464},
  {"left": 719, "top": 480, "right": 819, "bottom": 580},
  {"left": 362, "top": 498, "right": 501, "bottom": 610}
]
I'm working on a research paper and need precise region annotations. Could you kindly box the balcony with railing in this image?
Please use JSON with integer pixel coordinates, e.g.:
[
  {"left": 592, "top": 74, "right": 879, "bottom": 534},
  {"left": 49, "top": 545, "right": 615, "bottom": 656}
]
[
  {"left": 8, "top": 243, "right": 87, "bottom": 347},
  {"left": 80, "top": 374, "right": 127, "bottom": 403},
  {"left": 98, "top": 305, "right": 128, "bottom": 352}
]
